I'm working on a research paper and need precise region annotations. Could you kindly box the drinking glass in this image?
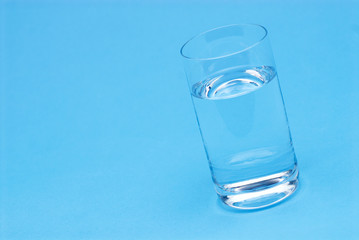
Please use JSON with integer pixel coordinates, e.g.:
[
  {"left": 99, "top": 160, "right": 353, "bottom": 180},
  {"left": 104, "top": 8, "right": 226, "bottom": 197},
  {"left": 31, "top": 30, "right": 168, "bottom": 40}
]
[{"left": 180, "top": 24, "right": 299, "bottom": 210}]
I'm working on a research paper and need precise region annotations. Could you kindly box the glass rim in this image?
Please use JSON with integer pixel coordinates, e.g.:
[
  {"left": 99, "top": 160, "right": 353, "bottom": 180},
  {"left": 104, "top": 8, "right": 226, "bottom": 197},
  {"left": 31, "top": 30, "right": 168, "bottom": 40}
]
[{"left": 180, "top": 23, "right": 268, "bottom": 61}]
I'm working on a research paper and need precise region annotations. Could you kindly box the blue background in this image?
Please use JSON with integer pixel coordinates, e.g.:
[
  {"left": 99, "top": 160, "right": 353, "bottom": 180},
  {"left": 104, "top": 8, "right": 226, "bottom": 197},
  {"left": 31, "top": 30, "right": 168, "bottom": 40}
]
[{"left": 1, "top": 0, "right": 359, "bottom": 239}]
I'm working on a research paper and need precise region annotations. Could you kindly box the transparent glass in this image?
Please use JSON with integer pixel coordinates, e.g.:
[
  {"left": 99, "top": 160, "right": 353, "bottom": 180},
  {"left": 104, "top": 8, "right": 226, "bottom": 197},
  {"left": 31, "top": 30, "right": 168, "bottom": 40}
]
[{"left": 180, "top": 24, "right": 299, "bottom": 210}]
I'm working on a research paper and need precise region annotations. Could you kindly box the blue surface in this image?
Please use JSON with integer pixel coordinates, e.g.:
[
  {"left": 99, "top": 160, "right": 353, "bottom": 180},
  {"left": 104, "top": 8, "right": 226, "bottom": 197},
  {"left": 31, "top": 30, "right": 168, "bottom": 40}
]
[{"left": 1, "top": 1, "right": 359, "bottom": 239}]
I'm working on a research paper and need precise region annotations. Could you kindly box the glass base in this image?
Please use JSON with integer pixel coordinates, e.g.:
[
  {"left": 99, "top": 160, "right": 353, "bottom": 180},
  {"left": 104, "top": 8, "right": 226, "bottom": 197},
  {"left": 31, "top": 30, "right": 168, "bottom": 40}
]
[{"left": 215, "top": 167, "right": 299, "bottom": 210}]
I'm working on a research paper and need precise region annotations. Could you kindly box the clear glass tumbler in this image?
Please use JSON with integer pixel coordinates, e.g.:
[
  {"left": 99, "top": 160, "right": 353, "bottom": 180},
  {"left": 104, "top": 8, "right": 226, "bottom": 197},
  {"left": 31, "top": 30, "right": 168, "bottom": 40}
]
[{"left": 180, "top": 24, "right": 299, "bottom": 210}]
